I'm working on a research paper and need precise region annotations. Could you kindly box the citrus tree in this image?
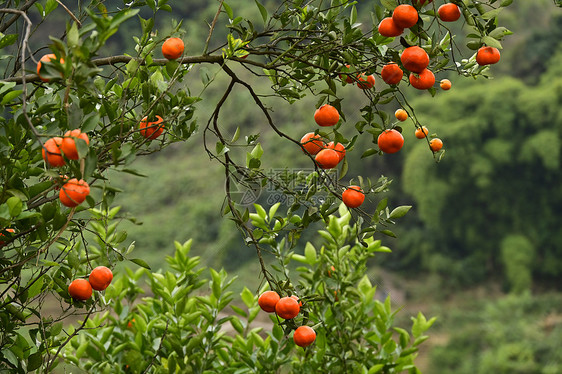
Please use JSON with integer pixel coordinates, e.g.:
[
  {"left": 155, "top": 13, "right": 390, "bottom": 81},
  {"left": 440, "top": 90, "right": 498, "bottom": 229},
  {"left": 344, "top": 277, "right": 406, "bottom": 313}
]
[{"left": 0, "top": 0, "right": 518, "bottom": 371}]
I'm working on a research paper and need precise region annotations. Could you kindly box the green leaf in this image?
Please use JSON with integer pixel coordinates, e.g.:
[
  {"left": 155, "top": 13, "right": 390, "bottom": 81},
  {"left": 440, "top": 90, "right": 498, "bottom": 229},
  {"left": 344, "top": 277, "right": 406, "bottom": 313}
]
[
  {"left": 481, "top": 35, "right": 502, "bottom": 49},
  {"left": 254, "top": 0, "right": 268, "bottom": 23},
  {"left": 241, "top": 287, "right": 255, "bottom": 308},
  {"left": 380, "top": 0, "right": 398, "bottom": 11},
  {"left": 130, "top": 258, "right": 151, "bottom": 270},
  {"left": 0, "top": 34, "right": 18, "bottom": 49},
  {"left": 45, "top": 0, "right": 58, "bottom": 15},
  {"left": 27, "top": 352, "right": 42, "bottom": 371},
  {"left": 500, "top": 0, "right": 513, "bottom": 6},
  {"left": 67, "top": 22, "right": 80, "bottom": 48},
  {"left": 7, "top": 196, "right": 22, "bottom": 217},
  {"left": 389, "top": 205, "right": 411, "bottom": 219},
  {"left": 380, "top": 229, "right": 396, "bottom": 238},
  {"left": 1, "top": 90, "right": 22, "bottom": 104},
  {"left": 304, "top": 242, "right": 317, "bottom": 264},
  {"left": 368, "top": 364, "right": 384, "bottom": 374},
  {"left": 223, "top": 2, "right": 234, "bottom": 19}
]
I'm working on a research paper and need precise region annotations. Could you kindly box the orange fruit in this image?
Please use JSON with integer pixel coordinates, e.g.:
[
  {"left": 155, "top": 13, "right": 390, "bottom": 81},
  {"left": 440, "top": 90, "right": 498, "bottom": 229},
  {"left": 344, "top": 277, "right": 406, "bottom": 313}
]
[
  {"left": 59, "top": 178, "right": 90, "bottom": 208},
  {"left": 315, "top": 149, "right": 340, "bottom": 169},
  {"left": 275, "top": 296, "right": 300, "bottom": 319},
  {"left": 476, "top": 46, "right": 501, "bottom": 66},
  {"left": 438, "top": 4, "right": 461, "bottom": 22},
  {"left": 357, "top": 73, "right": 375, "bottom": 89},
  {"left": 440, "top": 79, "right": 452, "bottom": 90},
  {"left": 42, "top": 137, "right": 65, "bottom": 167},
  {"left": 60, "top": 129, "right": 89, "bottom": 160},
  {"left": 162, "top": 38, "right": 184, "bottom": 60},
  {"left": 89, "top": 266, "right": 113, "bottom": 291},
  {"left": 290, "top": 295, "right": 303, "bottom": 307},
  {"left": 378, "top": 17, "right": 403, "bottom": 37},
  {"left": 314, "top": 104, "right": 340, "bottom": 127},
  {"left": 401, "top": 46, "right": 429, "bottom": 73},
  {"left": 300, "top": 132, "right": 324, "bottom": 155},
  {"left": 377, "top": 129, "right": 404, "bottom": 154},
  {"left": 0, "top": 228, "right": 15, "bottom": 246},
  {"left": 381, "top": 63, "right": 403, "bottom": 85},
  {"left": 326, "top": 141, "right": 346, "bottom": 161},
  {"left": 139, "top": 115, "right": 165, "bottom": 140},
  {"left": 339, "top": 64, "right": 355, "bottom": 84},
  {"left": 293, "top": 326, "right": 316, "bottom": 347},
  {"left": 327, "top": 265, "right": 336, "bottom": 277},
  {"left": 415, "top": 126, "right": 429, "bottom": 139},
  {"left": 68, "top": 279, "right": 92, "bottom": 301},
  {"left": 409, "top": 68, "right": 435, "bottom": 90},
  {"left": 37, "top": 54, "right": 64, "bottom": 82},
  {"left": 342, "top": 186, "right": 365, "bottom": 208},
  {"left": 430, "top": 138, "right": 443, "bottom": 152},
  {"left": 258, "top": 291, "right": 280, "bottom": 313},
  {"left": 395, "top": 109, "right": 408, "bottom": 121},
  {"left": 393, "top": 4, "right": 418, "bottom": 29}
]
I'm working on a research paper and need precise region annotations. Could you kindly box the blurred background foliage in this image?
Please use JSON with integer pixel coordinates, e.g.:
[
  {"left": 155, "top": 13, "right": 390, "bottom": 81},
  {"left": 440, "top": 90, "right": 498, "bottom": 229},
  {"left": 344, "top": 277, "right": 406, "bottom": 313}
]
[{"left": 33, "top": 0, "right": 560, "bottom": 371}]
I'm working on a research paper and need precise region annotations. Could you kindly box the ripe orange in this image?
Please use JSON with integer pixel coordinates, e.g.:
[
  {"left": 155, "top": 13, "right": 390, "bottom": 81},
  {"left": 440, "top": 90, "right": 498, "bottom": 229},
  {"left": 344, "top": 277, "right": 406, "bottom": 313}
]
[
  {"left": 258, "top": 291, "right": 280, "bottom": 313},
  {"left": 339, "top": 64, "right": 355, "bottom": 84},
  {"left": 401, "top": 46, "right": 429, "bottom": 73},
  {"left": 430, "top": 138, "right": 443, "bottom": 152},
  {"left": 293, "top": 326, "right": 316, "bottom": 347},
  {"left": 162, "top": 37, "right": 184, "bottom": 60},
  {"left": 377, "top": 129, "right": 404, "bottom": 154},
  {"left": 357, "top": 73, "right": 375, "bottom": 89},
  {"left": 60, "top": 129, "right": 89, "bottom": 160},
  {"left": 378, "top": 17, "right": 403, "bottom": 37},
  {"left": 59, "top": 178, "right": 90, "bottom": 208},
  {"left": 415, "top": 126, "right": 429, "bottom": 139},
  {"left": 139, "top": 115, "right": 165, "bottom": 140},
  {"left": 275, "top": 296, "right": 300, "bottom": 319},
  {"left": 314, "top": 104, "right": 340, "bottom": 127},
  {"left": 395, "top": 109, "right": 408, "bottom": 122},
  {"left": 300, "top": 132, "right": 324, "bottom": 155},
  {"left": 476, "top": 46, "right": 501, "bottom": 66},
  {"left": 68, "top": 279, "right": 92, "bottom": 301},
  {"left": 37, "top": 54, "right": 64, "bottom": 82},
  {"left": 326, "top": 141, "right": 345, "bottom": 161},
  {"left": 381, "top": 63, "right": 403, "bottom": 85},
  {"left": 290, "top": 295, "right": 303, "bottom": 307},
  {"left": 42, "top": 137, "right": 65, "bottom": 167},
  {"left": 315, "top": 149, "right": 340, "bottom": 169},
  {"left": 438, "top": 4, "right": 461, "bottom": 22},
  {"left": 342, "top": 186, "right": 365, "bottom": 208},
  {"left": 0, "top": 228, "right": 15, "bottom": 246},
  {"left": 440, "top": 79, "right": 452, "bottom": 90},
  {"left": 89, "top": 266, "right": 113, "bottom": 291},
  {"left": 392, "top": 4, "right": 418, "bottom": 29},
  {"left": 409, "top": 68, "right": 435, "bottom": 90}
]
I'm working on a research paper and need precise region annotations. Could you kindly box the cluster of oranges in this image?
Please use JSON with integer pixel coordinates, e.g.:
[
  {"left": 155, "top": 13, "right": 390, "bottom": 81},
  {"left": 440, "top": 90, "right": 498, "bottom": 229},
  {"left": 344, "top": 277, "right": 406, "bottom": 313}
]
[
  {"left": 377, "top": 2, "right": 500, "bottom": 92},
  {"left": 394, "top": 109, "right": 443, "bottom": 152},
  {"left": 68, "top": 266, "right": 113, "bottom": 301},
  {"left": 258, "top": 291, "right": 316, "bottom": 348},
  {"left": 41, "top": 130, "right": 91, "bottom": 208}
]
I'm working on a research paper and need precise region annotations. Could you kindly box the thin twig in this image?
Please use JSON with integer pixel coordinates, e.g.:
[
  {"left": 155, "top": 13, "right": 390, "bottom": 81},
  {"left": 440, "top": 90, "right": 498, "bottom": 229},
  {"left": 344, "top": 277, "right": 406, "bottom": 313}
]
[
  {"left": 55, "top": 0, "right": 82, "bottom": 27},
  {"left": 203, "top": 0, "right": 224, "bottom": 55}
]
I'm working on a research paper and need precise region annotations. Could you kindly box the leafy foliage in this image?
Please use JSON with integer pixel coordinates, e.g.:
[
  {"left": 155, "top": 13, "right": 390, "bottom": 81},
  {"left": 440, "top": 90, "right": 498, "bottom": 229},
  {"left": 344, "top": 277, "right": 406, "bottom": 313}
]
[{"left": 0, "top": 0, "right": 519, "bottom": 371}]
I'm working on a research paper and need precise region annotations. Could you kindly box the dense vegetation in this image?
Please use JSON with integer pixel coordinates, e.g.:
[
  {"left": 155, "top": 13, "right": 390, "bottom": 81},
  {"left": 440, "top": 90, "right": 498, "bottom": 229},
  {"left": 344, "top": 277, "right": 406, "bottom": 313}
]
[{"left": 0, "top": 0, "right": 560, "bottom": 372}]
